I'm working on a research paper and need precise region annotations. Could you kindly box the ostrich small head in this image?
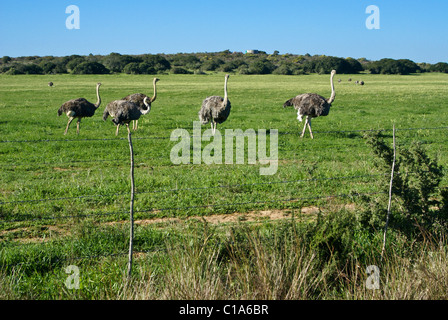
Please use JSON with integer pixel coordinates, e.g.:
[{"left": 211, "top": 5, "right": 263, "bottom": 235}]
[
  {"left": 225, "top": 74, "right": 230, "bottom": 79},
  {"left": 97, "top": 82, "right": 102, "bottom": 87},
  {"left": 154, "top": 78, "right": 160, "bottom": 83},
  {"left": 330, "top": 70, "right": 336, "bottom": 76}
]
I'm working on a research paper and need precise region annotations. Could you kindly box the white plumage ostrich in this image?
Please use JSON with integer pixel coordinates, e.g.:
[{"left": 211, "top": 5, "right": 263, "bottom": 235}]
[
  {"left": 283, "top": 70, "right": 336, "bottom": 139},
  {"left": 198, "top": 74, "right": 231, "bottom": 135},
  {"left": 122, "top": 77, "right": 159, "bottom": 131},
  {"left": 102, "top": 97, "right": 151, "bottom": 136},
  {"left": 57, "top": 82, "right": 102, "bottom": 135}
]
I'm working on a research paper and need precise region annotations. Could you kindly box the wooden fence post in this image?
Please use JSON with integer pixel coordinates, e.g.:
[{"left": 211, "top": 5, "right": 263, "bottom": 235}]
[
  {"left": 381, "top": 124, "right": 396, "bottom": 261},
  {"left": 127, "top": 129, "right": 135, "bottom": 279}
]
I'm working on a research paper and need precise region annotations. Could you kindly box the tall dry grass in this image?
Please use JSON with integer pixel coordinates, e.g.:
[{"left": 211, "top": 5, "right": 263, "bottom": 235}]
[{"left": 117, "top": 226, "right": 448, "bottom": 300}]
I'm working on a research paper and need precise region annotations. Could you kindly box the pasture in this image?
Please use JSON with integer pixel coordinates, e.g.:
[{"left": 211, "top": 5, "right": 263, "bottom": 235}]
[{"left": 0, "top": 72, "right": 447, "bottom": 299}]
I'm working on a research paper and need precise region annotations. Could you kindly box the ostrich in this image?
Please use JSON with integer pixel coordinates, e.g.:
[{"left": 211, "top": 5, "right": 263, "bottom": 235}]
[
  {"left": 360, "top": 81, "right": 365, "bottom": 86},
  {"left": 48, "top": 82, "right": 54, "bottom": 87},
  {"left": 198, "top": 74, "right": 231, "bottom": 135},
  {"left": 122, "top": 77, "right": 159, "bottom": 131},
  {"left": 283, "top": 70, "right": 336, "bottom": 139},
  {"left": 103, "top": 97, "right": 151, "bottom": 136},
  {"left": 57, "top": 82, "right": 102, "bottom": 135}
]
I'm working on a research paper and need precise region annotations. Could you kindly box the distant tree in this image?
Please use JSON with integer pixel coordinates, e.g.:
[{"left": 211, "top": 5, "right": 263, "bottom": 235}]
[
  {"left": 367, "top": 58, "right": 420, "bottom": 75},
  {"left": 138, "top": 62, "right": 156, "bottom": 74},
  {"left": 248, "top": 59, "right": 275, "bottom": 74},
  {"left": 430, "top": 62, "right": 448, "bottom": 73},
  {"left": 39, "top": 61, "right": 57, "bottom": 74},
  {"left": 345, "top": 57, "right": 364, "bottom": 73},
  {"left": 123, "top": 62, "right": 141, "bottom": 74},
  {"left": 142, "top": 54, "right": 171, "bottom": 72},
  {"left": 123, "top": 62, "right": 156, "bottom": 74},
  {"left": 237, "top": 64, "right": 250, "bottom": 74},
  {"left": 103, "top": 53, "right": 141, "bottom": 73},
  {"left": 220, "top": 59, "right": 247, "bottom": 72},
  {"left": 66, "top": 57, "right": 86, "bottom": 72},
  {"left": 7, "top": 63, "right": 44, "bottom": 74},
  {"left": 202, "top": 58, "right": 224, "bottom": 71},
  {"left": 171, "top": 67, "right": 192, "bottom": 74},
  {"left": 273, "top": 63, "right": 293, "bottom": 75},
  {"left": 2, "top": 56, "right": 11, "bottom": 64},
  {"left": 72, "top": 61, "right": 109, "bottom": 74},
  {"left": 170, "top": 54, "right": 201, "bottom": 70}
]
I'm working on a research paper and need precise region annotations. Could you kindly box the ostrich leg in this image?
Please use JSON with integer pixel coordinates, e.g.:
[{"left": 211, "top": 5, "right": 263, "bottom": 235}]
[
  {"left": 300, "top": 116, "right": 308, "bottom": 138},
  {"left": 76, "top": 118, "right": 81, "bottom": 135},
  {"left": 64, "top": 117, "right": 74, "bottom": 135},
  {"left": 307, "top": 118, "right": 314, "bottom": 139},
  {"left": 115, "top": 124, "right": 120, "bottom": 136}
]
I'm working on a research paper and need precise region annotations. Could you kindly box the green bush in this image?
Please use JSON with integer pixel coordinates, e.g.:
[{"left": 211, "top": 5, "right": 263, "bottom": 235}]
[
  {"left": 430, "top": 62, "right": 448, "bottom": 73},
  {"left": 142, "top": 54, "right": 171, "bottom": 73},
  {"left": 171, "top": 67, "right": 192, "bottom": 74},
  {"left": 363, "top": 131, "right": 447, "bottom": 235},
  {"left": 6, "top": 63, "right": 44, "bottom": 75},
  {"left": 103, "top": 53, "right": 142, "bottom": 73},
  {"left": 39, "top": 61, "right": 57, "bottom": 74},
  {"left": 72, "top": 62, "right": 109, "bottom": 74},
  {"left": 367, "top": 58, "right": 420, "bottom": 75},
  {"left": 202, "top": 58, "right": 224, "bottom": 71},
  {"left": 248, "top": 59, "right": 275, "bottom": 74}
]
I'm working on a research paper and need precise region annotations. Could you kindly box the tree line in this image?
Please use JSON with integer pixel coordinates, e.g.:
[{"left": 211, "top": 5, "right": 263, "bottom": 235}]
[{"left": 1, "top": 50, "right": 447, "bottom": 75}]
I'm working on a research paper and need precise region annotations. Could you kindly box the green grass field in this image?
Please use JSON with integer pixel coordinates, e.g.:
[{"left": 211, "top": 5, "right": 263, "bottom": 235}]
[{"left": 0, "top": 72, "right": 447, "bottom": 299}]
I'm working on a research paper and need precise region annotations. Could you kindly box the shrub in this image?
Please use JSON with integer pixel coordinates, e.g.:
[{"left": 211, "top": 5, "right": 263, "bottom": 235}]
[
  {"left": 142, "top": 54, "right": 171, "bottom": 72},
  {"left": 430, "top": 62, "right": 448, "bottom": 73},
  {"left": 103, "top": 53, "right": 142, "bottom": 73},
  {"left": 7, "top": 63, "right": 44, "bottom": 75},
  {"left": 367, "top": 58, "right": 420, "bottom": 75},
  {"left": 171, "top": 67, "right": 192, "bottom": 74},
  {"left": 303, "top": 56, "right": 358, "bottom": 74},
  {"left": 39, "top": 61, "right": 57, "bottom": 74},
  {"left": 72, "top": 62, "right": 109, "bottom": 74},
  {"left": 345, "top": 57, "right": 364, "bottom": 73},
  {"left": 248, "top": 59, "right": 275, "bottom": 74},
  {"left": 362, "top": 131, "right": 447, "bottom": 235},
  {"left": 123, "top": 62, "right": 141, "bottom": 74},
  {"left": 201, "top": 58, "right": 224, "bottom": 71}
]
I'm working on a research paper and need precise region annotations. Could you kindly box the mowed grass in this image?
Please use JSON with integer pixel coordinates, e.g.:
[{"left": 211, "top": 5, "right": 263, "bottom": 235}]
[{"left": 1, "top": 73, "right": 447, "bottom": 224}]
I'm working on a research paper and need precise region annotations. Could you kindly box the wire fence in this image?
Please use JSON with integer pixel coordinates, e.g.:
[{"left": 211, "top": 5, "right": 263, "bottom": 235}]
[
  {"left": 1, "top": 125, "right": 447, "bottom": 270},
  {"left": 1, "top": 125, "right": 447, "bottom": 144}
]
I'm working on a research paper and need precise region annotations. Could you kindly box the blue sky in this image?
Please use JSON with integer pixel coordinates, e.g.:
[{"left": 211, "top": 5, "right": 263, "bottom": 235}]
[{"left": 1, "top": 0, "right": 447, "bottom": 63}]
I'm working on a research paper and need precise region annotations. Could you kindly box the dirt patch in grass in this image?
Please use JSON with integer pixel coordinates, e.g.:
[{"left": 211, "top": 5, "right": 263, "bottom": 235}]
[{"left": 1, "top": 203, "right": 357, "bottom": 243}]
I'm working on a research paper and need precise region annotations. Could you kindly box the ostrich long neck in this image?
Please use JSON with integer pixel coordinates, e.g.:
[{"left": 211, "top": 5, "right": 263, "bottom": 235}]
[
  {"left": 95, "top": 85, "right": 101, "bottom": 108},
  {"left": 223, "top": 77, "right": 228, "bottom": 107},
  {"left": 151, "top": 79, "right": 157, "bottom": 102},
  {"left": 327, "top": 73, "right": 335, "bottom": 104},
  {"left": 142, "top": 97, "right": 151, "bottom": 115}
]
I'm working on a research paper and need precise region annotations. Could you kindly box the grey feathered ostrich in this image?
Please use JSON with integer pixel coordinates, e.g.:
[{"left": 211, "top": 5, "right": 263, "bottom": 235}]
[
  {"left": 198, "top": 74, "right": 231, "bottom": 135},
  {"left": 283, "top": 70, "right": 336, "bottom": 139},
  {"left": 122, "top": 77, "right": 159, "bottom": 131},
  {"left": 103, "top": 97, "right": 151, "bottom": 136},
  {"left": 57, "top": 82, "right": 102, "bottom": 135}
]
